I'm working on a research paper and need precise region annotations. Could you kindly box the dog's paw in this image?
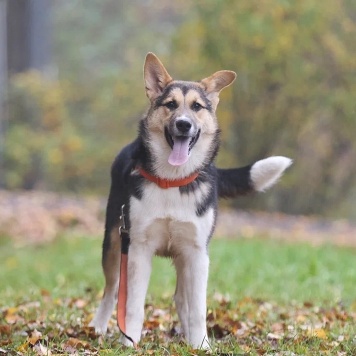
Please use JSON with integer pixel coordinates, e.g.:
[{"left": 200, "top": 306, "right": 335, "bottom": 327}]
[
  {"left": 89, "top": 319, "right": 108, "bottom": 335},
  {"left": 119, "top": 333, "right": 135, "bottom": 347},
  {"left": 188, "top": 336, "right": 211, "bottom": 350},
  {"left": 250, "top": 156, "right": 292, "bottom": 192}
]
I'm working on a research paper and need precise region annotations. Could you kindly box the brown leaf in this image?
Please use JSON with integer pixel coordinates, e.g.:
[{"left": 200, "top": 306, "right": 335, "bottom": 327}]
[
  {"left": 271, "top": 322, "right": 285, "bottom": 333},
  {"left": 0, "top": 325, "right": 11, "bottom": 336},
  {"left": 65, "top": 328, "right": 75, "bottom": 337},
  {"left": 229, "top": 320, "right": 243, "bottom": 334},
  {"left": 4, "top": 307, "right": 23, "bottom": 324},
  {"left": 63, "top": 337, "right": 90, "bottom": 350},
  {"left": 82, "top": 326, "right": 97, "bottom": 339},
  {"left": 41, "top": 289, "right": 51, "bottom": 297},
  {"left": 28, "top": 329, "right": 43, "bottom": 346},
  {"left": 144, "top": 319, "right": 161, "bottom": 330},
  {"left": 208, "top": 323, "right": 230, "bottom": 339}
]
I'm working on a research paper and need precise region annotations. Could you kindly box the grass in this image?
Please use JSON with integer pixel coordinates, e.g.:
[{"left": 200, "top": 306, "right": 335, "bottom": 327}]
[{"left": 0, "top": 235, "right": 355, "bottom": 354}]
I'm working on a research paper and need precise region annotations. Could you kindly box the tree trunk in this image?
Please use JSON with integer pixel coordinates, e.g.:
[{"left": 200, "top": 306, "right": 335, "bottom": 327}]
[{"left": 0, "top": 0, "right": 7, "bottom": 187}]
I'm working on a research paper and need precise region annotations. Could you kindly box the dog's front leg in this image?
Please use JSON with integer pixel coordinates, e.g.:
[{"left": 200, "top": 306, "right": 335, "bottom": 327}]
[
  {"left": 119, "top": 241, "right": 153, "bottom": 346},
  {"left": 174, "top": 249, "right": 210, "bottom": 349}
]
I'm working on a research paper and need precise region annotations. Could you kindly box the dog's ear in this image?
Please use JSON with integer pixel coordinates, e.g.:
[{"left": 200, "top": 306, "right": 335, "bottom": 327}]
[
  {"left": 144, "top": 53, "right": 173, "bottom": 102},
  {"left": 201, "top": 70, "right": 236, "bottom": 109}
]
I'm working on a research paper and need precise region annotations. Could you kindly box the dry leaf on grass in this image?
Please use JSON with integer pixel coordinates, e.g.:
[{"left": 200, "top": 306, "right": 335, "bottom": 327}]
[{"left": 33, "top": 342, "right": 52, "bottom": 356}]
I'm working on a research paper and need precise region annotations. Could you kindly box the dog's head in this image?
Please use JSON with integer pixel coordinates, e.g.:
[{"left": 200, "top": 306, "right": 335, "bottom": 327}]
[{"left": 142, "top": 53, "right": 236, "bottom": 178}]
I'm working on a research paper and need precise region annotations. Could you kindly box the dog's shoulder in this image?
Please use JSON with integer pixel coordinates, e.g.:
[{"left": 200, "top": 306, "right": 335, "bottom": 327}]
[{"left": 111, "top": 138, "right": 142, "bottom": 182}]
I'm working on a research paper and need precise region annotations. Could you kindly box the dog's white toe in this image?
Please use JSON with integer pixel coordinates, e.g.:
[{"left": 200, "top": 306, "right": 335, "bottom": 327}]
[
  {"left": 250, "top": 156, "right": 292, "bottom": 192},
  {"left": 89, "top": 320, "right": 108, "bottom": 335}
]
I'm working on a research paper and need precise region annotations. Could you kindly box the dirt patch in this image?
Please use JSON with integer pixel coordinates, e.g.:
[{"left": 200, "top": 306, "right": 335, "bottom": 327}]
[
  {"left": 0, "top": 190, "right": 104, "bottom": 244},
  {"left": 1, "top": 190, "right": 355, "bottom": 247}
]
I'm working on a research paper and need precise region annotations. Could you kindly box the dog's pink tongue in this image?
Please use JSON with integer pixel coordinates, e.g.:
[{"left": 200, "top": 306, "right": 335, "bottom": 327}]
[{"left": 168, "top": 138, "right": 190, "bottom": 166}]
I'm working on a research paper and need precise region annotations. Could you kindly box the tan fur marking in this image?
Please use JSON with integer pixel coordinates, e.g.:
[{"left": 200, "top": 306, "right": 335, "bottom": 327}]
[
  {"left": 184, "top": 90, "right": 218, "bottom": 134},
  {"left": 102, "top": 227, "right": 121, "bottom": 293},
  {"left": 147, "top": 86, "right": 217, "bottom": 136},
  {"left": 168, "top": 220, "right": 199, "bottom": 255}
]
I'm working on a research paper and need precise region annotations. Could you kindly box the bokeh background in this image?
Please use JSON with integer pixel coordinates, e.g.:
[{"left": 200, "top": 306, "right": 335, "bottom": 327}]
[{"left": 1, "top": 0, "right": 356, "bottom": 219}]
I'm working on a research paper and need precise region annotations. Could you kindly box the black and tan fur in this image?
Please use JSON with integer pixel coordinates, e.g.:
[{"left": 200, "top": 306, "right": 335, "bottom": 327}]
[{"left": 90, "top": 53, "right": 292, "bottom": 349}]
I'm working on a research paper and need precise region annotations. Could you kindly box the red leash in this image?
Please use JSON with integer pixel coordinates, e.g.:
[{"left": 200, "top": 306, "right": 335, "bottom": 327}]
[{"left": 117, "top": 205, "right": 138, "bottom": 349}]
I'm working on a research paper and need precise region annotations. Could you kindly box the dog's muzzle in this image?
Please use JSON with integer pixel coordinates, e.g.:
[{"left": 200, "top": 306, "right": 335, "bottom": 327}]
[{"left": 165, "top": 117, "right": 200, "bottom": 166}]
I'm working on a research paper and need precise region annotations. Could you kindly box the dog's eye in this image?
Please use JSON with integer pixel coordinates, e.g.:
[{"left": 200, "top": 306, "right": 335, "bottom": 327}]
[
  {"left": 192, "top": 102, "right": 203, "bottom": 111},
  {"left": 164, "top": 101, "right": 177, "bottom": 110}
]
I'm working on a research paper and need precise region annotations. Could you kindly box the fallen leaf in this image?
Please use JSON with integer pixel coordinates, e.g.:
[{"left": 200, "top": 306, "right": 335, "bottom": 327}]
[
  {"left": 41, "top": 289, "right": 51, "bottom": 297},
  {"left": 267, "top": 332, "right": 283, "bottom": 340},
  {"left": 4, "top": 307, "right": 23, "bottom": 324},
  {"left": 144, "top": 320, "right": 160, "bottom": 330},
  {"left": 28, "top": 329, "right": 43, "bottom": 345},
  {"left": 82, "top": 326, "right": 97, "bottom": 339},
  {"left": 33, "top": 342, "right": 52, "bottom": 356},
  {"left": 63, "top": 337, "right": 90, "bottom": 350},
  {"left": 271, "top": 322, "right": 284, "bottom": 333},
  {"left": 296, "top": 314, "right": 306, "bottom": 323},
  {"left": 0, "top": 325, "right": 11, "bottom": 336},
  {"left": 17, "top": 341, "right": 29, "bottom": 352},
  {"left": 304, "top": 301, "right": 314, "bottom": 308},
  {"left": 307, "top": 328, "right": 327, "bottom": 339},
  {"left": 208, "top": 323, "right": 230, "bottom": 339}
]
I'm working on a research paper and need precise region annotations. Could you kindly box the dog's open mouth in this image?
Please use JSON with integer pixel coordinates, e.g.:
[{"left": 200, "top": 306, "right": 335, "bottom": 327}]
[{"left": 165, "top": 127, "right": 200, "bottom": 166}]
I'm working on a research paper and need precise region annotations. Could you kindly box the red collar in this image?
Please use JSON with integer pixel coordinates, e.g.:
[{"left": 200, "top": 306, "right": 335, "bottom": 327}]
[{"left": 137, "top": 167, "right": 199, "bottom": 189}]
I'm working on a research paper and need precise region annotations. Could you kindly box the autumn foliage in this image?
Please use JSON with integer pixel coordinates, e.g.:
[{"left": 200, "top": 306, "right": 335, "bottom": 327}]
[
  {"left": 1, "top": 293, "right": 355, "bottom": 354},
  {"left": 3, "top": 0, "right": 356, "bottom": 217}
]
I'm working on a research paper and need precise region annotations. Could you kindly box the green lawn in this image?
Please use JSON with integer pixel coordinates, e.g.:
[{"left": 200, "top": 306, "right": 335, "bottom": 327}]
[{"left": 0, "top": 235, "right": 355, "bottom": 355}]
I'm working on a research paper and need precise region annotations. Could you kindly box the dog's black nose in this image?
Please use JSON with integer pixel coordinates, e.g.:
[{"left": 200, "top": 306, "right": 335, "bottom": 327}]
[{"left": 176, "top": 119, "right": 192, "bottom": 133}]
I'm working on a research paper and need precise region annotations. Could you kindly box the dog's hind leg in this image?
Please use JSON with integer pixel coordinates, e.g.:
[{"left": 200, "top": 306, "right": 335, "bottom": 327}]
[
  {"left": 90, "top": 227, "right": 121, "bottom": 334},
  {"left": 174, "top": 248, "right": 210, "bottom": 349}
]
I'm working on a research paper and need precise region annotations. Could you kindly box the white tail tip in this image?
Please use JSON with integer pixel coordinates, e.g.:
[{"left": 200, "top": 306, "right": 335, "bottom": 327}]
[{"left": 250, "top": 156, "right": 292, "bottom": 192}]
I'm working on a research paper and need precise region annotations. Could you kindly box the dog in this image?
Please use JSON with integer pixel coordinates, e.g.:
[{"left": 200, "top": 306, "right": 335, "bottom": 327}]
[{"left": 90, "top": 53, "right": 292, "bottom": 349}]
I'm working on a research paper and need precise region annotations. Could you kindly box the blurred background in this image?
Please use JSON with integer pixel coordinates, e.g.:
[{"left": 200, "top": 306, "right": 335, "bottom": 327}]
[{"left": 1, "top": 0, "right": 356, "bottom": 223}]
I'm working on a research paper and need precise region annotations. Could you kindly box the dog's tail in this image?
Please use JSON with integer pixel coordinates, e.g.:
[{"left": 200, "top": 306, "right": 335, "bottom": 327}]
[{"left": 217, "top": 156, "right": 292, "bottom": 198}]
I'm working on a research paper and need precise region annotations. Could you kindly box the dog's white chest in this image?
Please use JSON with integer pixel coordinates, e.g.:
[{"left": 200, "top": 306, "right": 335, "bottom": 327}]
[{"left": 129, "top": 182, "right": 214, "bottom": 254}]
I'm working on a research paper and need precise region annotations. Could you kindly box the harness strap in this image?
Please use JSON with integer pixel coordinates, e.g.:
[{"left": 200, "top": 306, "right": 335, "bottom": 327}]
[{"left": 117, "top": 206, "right": 138, "bottom": 349}]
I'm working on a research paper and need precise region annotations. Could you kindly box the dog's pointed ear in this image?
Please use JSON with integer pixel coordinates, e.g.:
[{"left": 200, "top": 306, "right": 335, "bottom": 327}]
[
  {"left": 201, "top": 70, "right": 236, "bottom": 109},
  {"left": 144, "top": 53, "right": 173, "bottom": 101}
]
